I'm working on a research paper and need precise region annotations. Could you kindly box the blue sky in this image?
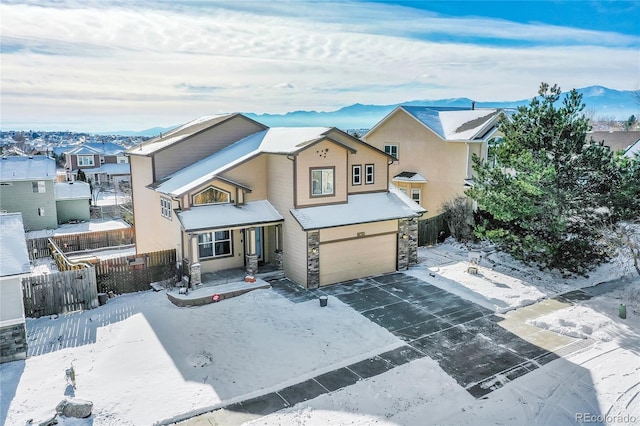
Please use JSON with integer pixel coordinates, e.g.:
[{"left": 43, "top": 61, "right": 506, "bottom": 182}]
[{"left": 1, "top": 0, "right": 638, "bottom": 132}]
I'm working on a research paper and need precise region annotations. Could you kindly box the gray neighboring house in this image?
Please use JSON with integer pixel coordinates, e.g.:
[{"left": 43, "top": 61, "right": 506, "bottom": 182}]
[
  {"left": 55, "top": 181, "right": 91, "bottom": 223},
  {"left": 0, "top": 212, "right": 31, "bottom": 363},
  {"left": 0, "top": 156, "right": 58, "bottom": 231},
  {"left": 588, "top": 131, "right": 640, "bottom": 153}
]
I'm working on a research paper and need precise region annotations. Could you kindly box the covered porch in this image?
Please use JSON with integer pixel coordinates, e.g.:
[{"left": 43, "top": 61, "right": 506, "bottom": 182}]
[{"left": 176, "top": 200, "right": 285, "bottom": 288}]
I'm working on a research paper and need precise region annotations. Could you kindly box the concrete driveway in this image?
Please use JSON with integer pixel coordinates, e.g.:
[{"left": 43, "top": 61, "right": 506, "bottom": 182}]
[{"left": 274, "top": 272, "right": 585, "bottom": 398}]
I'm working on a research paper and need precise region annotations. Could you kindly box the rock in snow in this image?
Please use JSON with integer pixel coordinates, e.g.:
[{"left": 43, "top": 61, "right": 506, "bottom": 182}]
[{"left": 55, "top": 398, "right": 93, "bottom": 418}]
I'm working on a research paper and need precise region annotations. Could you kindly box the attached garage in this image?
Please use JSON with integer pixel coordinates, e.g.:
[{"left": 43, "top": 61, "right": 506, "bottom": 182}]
[{"left": 319, "top": 232, "right": 397, "bottom": 286}]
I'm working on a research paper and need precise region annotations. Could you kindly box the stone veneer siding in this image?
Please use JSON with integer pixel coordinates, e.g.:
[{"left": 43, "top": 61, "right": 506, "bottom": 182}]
[
  {"left": 408, "top": 217, "right": 419, "bottom": 265},
  {"left": 307, "top": 231, "right": 320, "bottom": 288},
  {"left": 0, "top": 322, "right": 28, "bottom": 364}
]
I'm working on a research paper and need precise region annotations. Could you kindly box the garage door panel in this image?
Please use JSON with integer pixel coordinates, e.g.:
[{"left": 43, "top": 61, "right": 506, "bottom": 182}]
[{"left": 319, "top": 234, "right": 396, "bottom": 286}]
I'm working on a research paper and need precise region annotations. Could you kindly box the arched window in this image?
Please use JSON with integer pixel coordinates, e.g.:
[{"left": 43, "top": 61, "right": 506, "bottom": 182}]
[{"left": 192, "top": 186, "right": 231, "bottom": 206}]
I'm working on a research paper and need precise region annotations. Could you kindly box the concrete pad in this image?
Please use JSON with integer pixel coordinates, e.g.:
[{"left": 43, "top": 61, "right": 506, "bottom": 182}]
[
  {"left": 378, "top": 345, "right": 424, "bottom": 366},
  {"left": 361, "top": 300, "right": 437, "bottom": 331},
  {"left": 314, "top": 367, "right": 361, "bottom": 391},
  {"left": 278, "top": 379, "right": 328, "bottom": 406},
  {"left": 177, "top": 407, "right": 261, "bottom": 426},
  {"left": 239, "top": 392, "right": 289, "bottom": 415},
  {"left": 347, "top": 356, "right": 395, "bottom": 379}
]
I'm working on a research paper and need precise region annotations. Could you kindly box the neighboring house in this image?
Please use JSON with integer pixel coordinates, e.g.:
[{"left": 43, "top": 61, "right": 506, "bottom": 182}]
[
  {"left": 55, "top": 181, "right": 91, "bottom": 223},
  {"left": 588, "top": 131, "right": 640, "bottom": 153},
  {"left": 127, "top": 114, "right": 424, "bottom": 288},
  {"left": 363, "top": 106, "right": 505, "bottom": 218},
  {"left": 65, "top": 142, "right": 130, "bottom": 184},
  {"left": 0, "top": 212, "right": 31, "bottom": 363},
  {"left": 0, "top": 156, "right": 58, "bottom": 230}
]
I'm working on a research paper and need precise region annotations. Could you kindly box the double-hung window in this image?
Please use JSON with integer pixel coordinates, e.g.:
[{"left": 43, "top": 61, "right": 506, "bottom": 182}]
[
  {"left": 32, "top": 181, "right": 46, "bottom": 193},
  {"left": 198, "top": 230, "right": 233, "bottom": 259},
  {"left": 411, "top": 188, "right": 421, "bottom": 205},
  {"left": 365, "top": 164, "right": 375, "bottom": 184},
  {"left": 160, "top": 197, "right": 172, "bottom": 219},
  {"left": 384, "top": 144, "right": 399, "bottom": 160},
  {"left": 352, "top": 165, "right": 362, "bottom": 185},
  {"left": 311, "top": 168, "right": 334, "bottom": 196}
]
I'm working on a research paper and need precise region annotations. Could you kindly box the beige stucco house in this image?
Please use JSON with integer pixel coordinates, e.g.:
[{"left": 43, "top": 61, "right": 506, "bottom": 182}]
[
  {"left": 364, "top": 106, "right": 505, "bottom": 219},
  {"left": 127, "top": 114, "right": 424, "bottom": 288}
]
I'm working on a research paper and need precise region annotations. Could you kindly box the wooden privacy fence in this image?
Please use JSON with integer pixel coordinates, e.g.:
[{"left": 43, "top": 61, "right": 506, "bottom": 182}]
[
  {"left": 22, "top": 269, "right": 99, "bottom": 318},
  {"left": 94, "top": 249, "right": 178, "bottom": 295},
  {"left": 417, "top": 214, "right": 450, "bottom": 246},
  {"left": 49, "top": 238, "right": 93, "bottom": 271},
  {"left": 26, "top": 227, "right": 135, "bottom": 260}
]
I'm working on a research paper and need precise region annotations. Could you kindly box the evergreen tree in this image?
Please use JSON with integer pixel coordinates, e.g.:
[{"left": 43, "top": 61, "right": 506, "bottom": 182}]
[{"left": 467, "top": 83, "right": 640, "bottom": 274}]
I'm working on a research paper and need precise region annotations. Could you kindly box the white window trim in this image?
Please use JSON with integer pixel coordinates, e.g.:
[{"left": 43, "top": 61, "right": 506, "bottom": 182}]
[
  {"left": 77, "top": 155, "right": 95, "bottom": 167},
  {"left": 352, "top": 164, "right": 362, "bottom": 185},
  {"left": 32, "top": 181, "right": 46, "bottom": 193},
  {"left": 160, "top": 197, "right": 172, "bottom": 219},
  {"left": 365, "top": 164, "right": 375, "bottom": 185},
  {"left": 411, "top": 188, "right": 421, "bottom": 205},
  {"left": 198, "top": 230, "right": 233, "bottom": 259},
  {"left": 384, "top": 144, "right": 399, "bottom": 160}
]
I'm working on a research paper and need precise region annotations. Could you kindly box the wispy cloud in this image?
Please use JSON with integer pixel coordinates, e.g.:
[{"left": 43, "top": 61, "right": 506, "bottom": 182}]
[{"left": 0, "top": 0, "right": 638, "bottom": 131}]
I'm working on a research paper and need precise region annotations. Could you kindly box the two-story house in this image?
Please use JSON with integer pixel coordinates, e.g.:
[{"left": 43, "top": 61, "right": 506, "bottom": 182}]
[
  {"left": 364, "top": 106, "right": 505, "bottom": 219},
  {"left": 0, "top": 156, "right": 58, "bottom": 230},
  {"left": 65, "top": 142, "right": 130, "bottom": 185},
  {"left": 128, "top": 114, "right": 424, "bottom": 288}
]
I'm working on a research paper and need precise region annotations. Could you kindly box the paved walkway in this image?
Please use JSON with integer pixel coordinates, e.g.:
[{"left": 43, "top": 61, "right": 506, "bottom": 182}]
[{"left": 176, "top": 272, "right": 597, "bottom": 425}]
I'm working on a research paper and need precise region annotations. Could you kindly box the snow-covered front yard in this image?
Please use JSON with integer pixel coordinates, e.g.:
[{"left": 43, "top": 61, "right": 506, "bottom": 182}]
[{"left": 1, "top": 242, "right": 638, "bottom": 425}]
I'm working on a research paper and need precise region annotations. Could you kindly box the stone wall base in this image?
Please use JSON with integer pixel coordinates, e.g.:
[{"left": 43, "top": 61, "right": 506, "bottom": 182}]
[{"left": 0, "top": 322, "right": 28, "bottom": 364}]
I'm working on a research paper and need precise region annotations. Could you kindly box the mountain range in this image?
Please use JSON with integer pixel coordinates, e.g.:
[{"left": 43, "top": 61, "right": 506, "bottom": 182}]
[{"left": 111, "top": 86, "right": 638, "bottom": 136}]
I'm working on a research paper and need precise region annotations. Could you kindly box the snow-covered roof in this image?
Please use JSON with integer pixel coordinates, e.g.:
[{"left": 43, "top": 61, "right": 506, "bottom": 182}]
[
  {"left": 0, "top": 213, "right": 31, "bottom": 277},
  {"left": 55, "top": 181, "right": 91, "bottom": 200},
  {"left": 155, "top": 127, "right": 332, "bottom": 197},
  {"left": 290, "top": 191, "right": 425, "bottom": 231},
  {"left": 80, "top": 163, "right": 130, "bottom": 175},
  {"left": 392, "top": 171, "right": 428, "bottom": 183},
  {"left": 129, "top": 114, "right": 239, "bottom": 156},
  {"left": 68, "top": 142, "right": 125, "bottom": 156},
  {"left": 0, "top": 156, "right": 56, "bottom": 181},
  {"left": 624, "top": 139, "right": 640, "bottom": 158},
  {"left": 177, "top": 200, "right": 284, "bottom": 232},
  {"left": 388, "top": 183, "right": 427, "bottom": 214},
  {"left": 367, "top": 106, "right": 502, "bottom": 141}
]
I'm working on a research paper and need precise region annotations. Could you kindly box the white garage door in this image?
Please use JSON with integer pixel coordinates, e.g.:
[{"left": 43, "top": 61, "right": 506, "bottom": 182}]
[{"left": 319, "top": 234, "right": 397, "bottom": 286}]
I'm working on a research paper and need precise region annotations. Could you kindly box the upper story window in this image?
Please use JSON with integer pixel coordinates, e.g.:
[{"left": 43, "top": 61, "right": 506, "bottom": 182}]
[
  {"left": 117, "top": 156, "right": 128, "bottom": 164},
  {"left": 192, "top": 186, "right": 231, "bottom": 206},
  {"left": 411, "top": 188, "right": 421, "bottom": 205},
  {"left": 77, "top": 155, "right": 94, "bottom": 167},
  {"left": 311, "top": 167, "right": 334, "bottom": 196},
  {"left": 160, "top": 197, "right": 172, "bottom": 219},
  {"left": 198, "top": 230, "right": 233, "bottom": 259},
  {"left": 32, "top": 181, "right": 46, "bottom": 193},
  {"left": 365, "top": 164, "right": 375, "bottom": 185},
  {"left": 384, "top": 144, "right": 399, "bottom": 160},
  {"left": 352, "top": 165, "right": 362, "bottom": 185}
]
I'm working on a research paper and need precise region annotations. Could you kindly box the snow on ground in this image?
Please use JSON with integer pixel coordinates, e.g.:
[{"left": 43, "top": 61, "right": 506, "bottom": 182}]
[
  {"left": 1, "top": 285, "right": 402, "bottom": 425},
  {"left": 2, "top": 240, "right": 639, "bottom": 426},
  {"left": 407, "top": 241, "right": 629, "bottom": 313},
  {"left": 93, "top": 189, "right": 130, "bottom": 207}
]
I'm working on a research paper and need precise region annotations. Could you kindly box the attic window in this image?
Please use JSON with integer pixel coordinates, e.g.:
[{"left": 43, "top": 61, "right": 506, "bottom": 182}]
[{"left": 192, "top": 186, "right": 231, "bottom": 206}]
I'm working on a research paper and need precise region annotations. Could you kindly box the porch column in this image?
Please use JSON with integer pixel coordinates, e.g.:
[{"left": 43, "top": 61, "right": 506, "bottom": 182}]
[
  {"left": 189, "top": 235, "right": 201, "bottom": 286},
  {"left": 397, "top": 219, "right": 410, "bottom": 270},
  {"left": 245, "top": 227, "right": 258, "bottom": 279},
  {"left": 274, "top": 224, "right": 283, "bottom": 270}
]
